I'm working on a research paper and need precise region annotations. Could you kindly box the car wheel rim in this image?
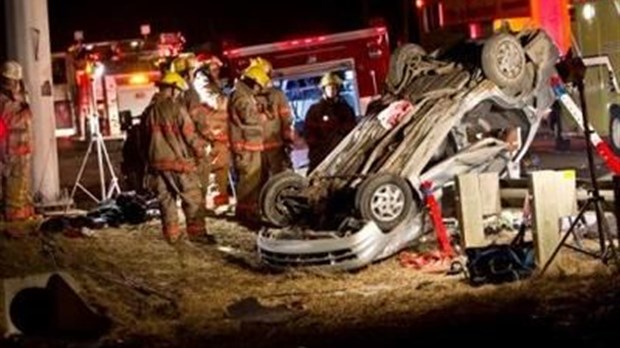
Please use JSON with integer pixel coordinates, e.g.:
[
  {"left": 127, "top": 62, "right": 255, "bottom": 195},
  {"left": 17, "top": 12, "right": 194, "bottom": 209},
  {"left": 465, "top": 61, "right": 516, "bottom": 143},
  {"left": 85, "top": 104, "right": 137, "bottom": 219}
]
[
  {"left": 613, "top": 117, "right": 620, "bottom": 149},
  {"left": 275, "top": 185, "right": 301, "bottom": 220},
  {"left": 497, "top": 41, "right": 524, "bottom": 79},
  {"left": 370, "top": 183, "right": 405, "bottom": 223}
]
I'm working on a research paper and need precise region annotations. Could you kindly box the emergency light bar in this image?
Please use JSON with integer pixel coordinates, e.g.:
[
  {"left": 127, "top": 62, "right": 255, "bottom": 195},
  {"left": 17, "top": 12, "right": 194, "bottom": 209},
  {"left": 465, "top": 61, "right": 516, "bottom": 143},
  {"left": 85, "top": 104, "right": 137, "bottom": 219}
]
[{"left": 223, "top": 27, "right": 388, "bottom": 58}]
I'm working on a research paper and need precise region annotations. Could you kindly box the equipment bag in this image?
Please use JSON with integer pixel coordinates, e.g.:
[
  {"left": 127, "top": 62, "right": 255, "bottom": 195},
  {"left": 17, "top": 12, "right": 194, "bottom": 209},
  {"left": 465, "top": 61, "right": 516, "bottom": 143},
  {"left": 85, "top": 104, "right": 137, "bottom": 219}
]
[{"left": 465, "top": 241, "right": 535, "bottom": 286}]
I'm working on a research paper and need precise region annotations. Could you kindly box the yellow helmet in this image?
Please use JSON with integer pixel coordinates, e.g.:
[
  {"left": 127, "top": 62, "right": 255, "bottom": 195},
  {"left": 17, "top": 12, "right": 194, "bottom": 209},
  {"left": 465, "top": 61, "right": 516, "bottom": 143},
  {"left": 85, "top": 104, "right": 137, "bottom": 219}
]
[
  {"left": 1, "top": 60, "right": 23, "bottom": 80},
  {"left": 320, "top": 72, "right": 343, "bottom": 88},
  {"left": 249, "top": 57, "right": 273, "bottom": 74},
  {"left": 171, "top": 54, "right": 197, "bottom": 74},
  {"left": 158, "top": 72, "right": 189, "bottom": 91},
  {"left": 242, "top": 65, "right": 271, "bottom": 88}
]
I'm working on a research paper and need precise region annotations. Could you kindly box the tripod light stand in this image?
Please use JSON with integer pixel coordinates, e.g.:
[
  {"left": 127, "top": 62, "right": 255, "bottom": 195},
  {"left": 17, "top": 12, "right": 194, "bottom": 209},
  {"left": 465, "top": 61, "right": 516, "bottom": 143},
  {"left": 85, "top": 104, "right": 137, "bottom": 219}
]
[
  {"left": 541, "top": 58, "right": 620, "bottom": 274},
  {"left": 69, "top": 62, "right": 121, "bottom": 204}
]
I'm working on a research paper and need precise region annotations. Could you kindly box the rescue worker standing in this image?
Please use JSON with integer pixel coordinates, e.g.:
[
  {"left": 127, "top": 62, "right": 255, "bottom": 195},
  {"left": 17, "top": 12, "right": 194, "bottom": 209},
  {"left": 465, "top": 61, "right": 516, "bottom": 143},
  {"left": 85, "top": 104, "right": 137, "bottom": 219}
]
[
  {"left": 304, "top": 72, "right": 356, "bottom": 172},
  {"left": 250, "top": 57, "right": 294, "bottom": 176},
  {"left": 228, "top": 66, "right": 271, "bottom": 225},
  {"left": 195, "top": 55, "right": 232, "bottom": 210},
  {"left": 0, "top": 61, "right": 35, "bottom": 229},
  {"left": 175, "top": 56, "right": 213, "bottom": 202},
  {"left": 143, "top": 72, "right": 214, "bottom": 244}
]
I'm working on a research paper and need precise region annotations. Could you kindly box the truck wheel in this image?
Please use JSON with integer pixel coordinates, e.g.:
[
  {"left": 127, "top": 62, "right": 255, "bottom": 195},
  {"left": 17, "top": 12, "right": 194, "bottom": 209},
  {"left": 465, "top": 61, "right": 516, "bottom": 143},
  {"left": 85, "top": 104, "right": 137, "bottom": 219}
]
[
  {"left": 259, "top": 172, "right": 308, "bottom": 227},
  {"left": 355, "top": 173, "right": 415, "bottom": 231},
  {"left": 609, "top": 104, "right": 620, "bottom": 154},
  {"left": 387, "top": 44, "right": 427, "bottom": 95},
  {"left": 482, "top": 33, "right": 526, "bottom": 90}
]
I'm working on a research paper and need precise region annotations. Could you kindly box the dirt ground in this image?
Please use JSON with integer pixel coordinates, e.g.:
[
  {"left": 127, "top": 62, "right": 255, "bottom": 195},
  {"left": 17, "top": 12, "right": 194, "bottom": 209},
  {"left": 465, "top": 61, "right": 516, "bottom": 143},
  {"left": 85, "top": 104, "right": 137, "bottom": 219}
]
[
  {"left": 2, "top": 214, "right": 620, "bottom": 348},
  {"left": 2, "top": 136, "right": 619, "bottom": 347}
]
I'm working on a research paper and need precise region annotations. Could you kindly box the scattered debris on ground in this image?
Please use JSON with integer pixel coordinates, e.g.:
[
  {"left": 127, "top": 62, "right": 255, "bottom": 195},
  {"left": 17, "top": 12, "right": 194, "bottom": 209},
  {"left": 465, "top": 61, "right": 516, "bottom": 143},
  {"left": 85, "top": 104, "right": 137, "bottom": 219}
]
[{"left": 1, "top": 216, "right": 619, "bottom": 347}]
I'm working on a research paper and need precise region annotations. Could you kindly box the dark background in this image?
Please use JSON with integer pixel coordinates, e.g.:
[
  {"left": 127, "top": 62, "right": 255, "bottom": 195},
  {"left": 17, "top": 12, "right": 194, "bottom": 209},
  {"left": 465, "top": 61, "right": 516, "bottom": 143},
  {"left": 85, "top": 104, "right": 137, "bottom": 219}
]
[{"left": 1, "top": 0, "right": 418, "bottom": 60}]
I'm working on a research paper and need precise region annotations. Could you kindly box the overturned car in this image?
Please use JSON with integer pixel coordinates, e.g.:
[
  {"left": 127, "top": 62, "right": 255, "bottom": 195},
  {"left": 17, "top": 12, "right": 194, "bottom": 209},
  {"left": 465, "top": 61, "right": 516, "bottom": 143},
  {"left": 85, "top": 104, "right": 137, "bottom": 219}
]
[{"left": 257, "top": 30, "right": 561, "bottom": 271}]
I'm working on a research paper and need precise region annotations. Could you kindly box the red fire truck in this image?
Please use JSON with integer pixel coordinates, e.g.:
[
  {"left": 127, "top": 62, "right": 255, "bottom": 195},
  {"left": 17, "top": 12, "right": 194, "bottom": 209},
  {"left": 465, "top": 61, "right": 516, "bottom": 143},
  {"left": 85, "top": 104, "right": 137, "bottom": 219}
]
[
  {"left": 223, "top": 27, "right": 391, "bottom": 133},
  {"left": 51, "top": 30, "right": 185, "bottom": 139}
]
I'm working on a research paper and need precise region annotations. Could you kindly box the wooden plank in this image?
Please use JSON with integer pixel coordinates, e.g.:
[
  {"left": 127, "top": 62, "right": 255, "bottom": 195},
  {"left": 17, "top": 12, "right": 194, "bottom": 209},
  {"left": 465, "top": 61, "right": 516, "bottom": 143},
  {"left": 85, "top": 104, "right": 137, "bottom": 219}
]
[
  {"left": 456, "top": 173, "right": 485, "bottom": 248},
  {"left": 478, "top": 172, "right": 501, "bottom": 216},
  {"left": 530, "top": 171, "right": 562, "bottom": 267},
  {"left": 557, "top": 170, "right": 577, "bottom": 217}
]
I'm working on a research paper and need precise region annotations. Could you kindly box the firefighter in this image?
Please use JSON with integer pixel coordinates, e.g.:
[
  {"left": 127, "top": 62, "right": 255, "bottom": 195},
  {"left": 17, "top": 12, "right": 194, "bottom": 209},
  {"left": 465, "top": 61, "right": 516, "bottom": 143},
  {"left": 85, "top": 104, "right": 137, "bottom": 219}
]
[
  {"left": 304, "top": 72, "right": 357, "bottom": 173},
  {"left": 0, "top": 61, "right": 35, "bottom": 232},
  {"left": 250, "top": 57, "right": 294, "bottom": 176},
  {"left": 194, "top": 56, "right": 232, "bottom": 211},
  {"left": 228, "top": 65, "right": 271, "bottom": 226},
  {"left": 176, "top": 57, "right": 212, "bottom": 202},
  {"left": 143, "top": 72, "right": 215, "bottom": 244}
]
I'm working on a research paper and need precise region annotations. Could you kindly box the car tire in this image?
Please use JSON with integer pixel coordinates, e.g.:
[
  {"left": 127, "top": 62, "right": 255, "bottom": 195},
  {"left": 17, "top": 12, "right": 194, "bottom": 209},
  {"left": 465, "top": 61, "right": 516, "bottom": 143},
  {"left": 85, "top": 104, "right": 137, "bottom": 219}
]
[
  {"left": 609, "top": 104, "right": 620, "bottom": 155},
  {"left": 259, "top": 171, "right": 308, "bottom": 227},
  {"left": 387, "top": 44, "right": 427, "bottom": 95},
  {"left": 355, "top": 173, "right": 415, "bottom": 231},
  {"left": 482, "top": 33, "right": 527, "bottom": 90}
]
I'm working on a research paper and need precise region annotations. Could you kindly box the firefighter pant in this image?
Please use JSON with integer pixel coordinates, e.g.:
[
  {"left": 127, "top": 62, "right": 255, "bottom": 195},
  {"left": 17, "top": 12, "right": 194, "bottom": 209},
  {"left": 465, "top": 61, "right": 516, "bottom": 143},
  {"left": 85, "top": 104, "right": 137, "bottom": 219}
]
[
  {"left": 152, "top": 171, "right": 206, "bottom": 243},
  {"left": 1, "top": 155, "right": 34, "bottom": 222},
  {"left": 211, "top": 141, "right": 231, "bottom": 201},
  {"left": 197, "top": 157, "right": 211, "bottom": 198},
  {"left": 262, "top": 147, "right": 292, "bottom": 178},
  {"left": 233, "top": 151, "right": 263, "bottom": 223}
]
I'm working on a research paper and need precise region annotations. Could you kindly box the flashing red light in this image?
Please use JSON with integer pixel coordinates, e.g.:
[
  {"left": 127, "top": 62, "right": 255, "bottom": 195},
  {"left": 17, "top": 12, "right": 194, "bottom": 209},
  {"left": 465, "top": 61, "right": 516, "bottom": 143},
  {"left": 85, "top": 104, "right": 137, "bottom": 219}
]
[
  {"left": 317, "top": 36, "right": 326, "bottom": 42},
  {"left": 375, "top": 27, "right": 387, "bottom": 34},
  {"left": 468, "top": 22, "right": 483, "bottom": 39},
  {"left": 415, "top": 0, "right": 425, "bottom": 9},
  {"left": 438, "top": 2, "right": 445, "bottom": 27},
  {"left": 223, "top": 49, "right": 240, "bottom": 57}
]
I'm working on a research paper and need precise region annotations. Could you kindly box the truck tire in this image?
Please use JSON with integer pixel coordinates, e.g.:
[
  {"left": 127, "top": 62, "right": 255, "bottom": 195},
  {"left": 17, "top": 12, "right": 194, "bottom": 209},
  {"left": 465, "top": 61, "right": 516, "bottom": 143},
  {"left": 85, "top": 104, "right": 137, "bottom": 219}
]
[
  {"left": 482, "top": 33, "right": 526, "bottom": 90},
  {"left": 609, "top": 104, "right": 620, "bottom": 154},
  {"left": 355, "top": 173, "right": 415, "bottom": 231},
  {"left": 259, "top": 171, "right": 308, "bottom": 227}
]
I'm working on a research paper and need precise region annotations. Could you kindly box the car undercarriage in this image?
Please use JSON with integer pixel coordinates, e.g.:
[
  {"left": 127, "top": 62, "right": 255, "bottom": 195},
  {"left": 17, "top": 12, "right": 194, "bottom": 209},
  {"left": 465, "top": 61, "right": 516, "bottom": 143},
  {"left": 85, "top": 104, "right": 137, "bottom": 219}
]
[{"left": 257, "top": 29, "right": 561, "bottom": 270}]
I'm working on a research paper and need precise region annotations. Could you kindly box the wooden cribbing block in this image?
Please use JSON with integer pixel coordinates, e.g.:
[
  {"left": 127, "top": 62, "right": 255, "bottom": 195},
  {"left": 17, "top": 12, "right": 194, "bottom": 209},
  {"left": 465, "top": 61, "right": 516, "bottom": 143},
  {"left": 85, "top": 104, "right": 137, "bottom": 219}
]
[
  {"left": 456, "top": 173, "right": 485, "bottom": 248},
  {"left": 530, "top": 171, "right": 564, "bottom": 267},
  {"left": 478, "top": 172, "right": 501, "bottom": 216}
]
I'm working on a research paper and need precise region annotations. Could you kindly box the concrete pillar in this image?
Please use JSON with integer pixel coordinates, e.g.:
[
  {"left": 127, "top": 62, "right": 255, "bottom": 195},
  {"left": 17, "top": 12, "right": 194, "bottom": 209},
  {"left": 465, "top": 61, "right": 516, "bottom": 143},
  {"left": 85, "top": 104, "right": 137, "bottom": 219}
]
[{"left": 5, "top": 0, "right": 60, "bottom": 203}]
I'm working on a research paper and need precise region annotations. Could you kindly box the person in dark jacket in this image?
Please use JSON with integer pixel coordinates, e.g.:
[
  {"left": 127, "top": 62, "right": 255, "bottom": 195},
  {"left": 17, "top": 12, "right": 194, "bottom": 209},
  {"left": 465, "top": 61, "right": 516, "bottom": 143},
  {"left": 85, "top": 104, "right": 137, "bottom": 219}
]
[{"left": 304, "top": 72, "right": 356, "bottom": 172}]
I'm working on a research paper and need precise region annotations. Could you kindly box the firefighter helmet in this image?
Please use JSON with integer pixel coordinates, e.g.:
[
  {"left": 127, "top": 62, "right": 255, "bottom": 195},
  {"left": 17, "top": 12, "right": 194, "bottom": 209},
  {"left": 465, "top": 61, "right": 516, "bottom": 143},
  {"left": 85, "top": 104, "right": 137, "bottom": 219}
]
[
  {"left": 242, "top": 65, "right": 271, "bottom": 88},
  {"left": 320, "top": 72, "right": 343, "bottom": 88},
  {"left": 1, "top": 61, "right": 23, "bottom": 80},
  {"left": 158, "top": 72, "right": 189, "bottom": 91},
  {"left": 249, "top": 57, "right": 273, "bottom": 74},
  {"left": 171, "top": 54, "right": 197, "bottom": 74}
]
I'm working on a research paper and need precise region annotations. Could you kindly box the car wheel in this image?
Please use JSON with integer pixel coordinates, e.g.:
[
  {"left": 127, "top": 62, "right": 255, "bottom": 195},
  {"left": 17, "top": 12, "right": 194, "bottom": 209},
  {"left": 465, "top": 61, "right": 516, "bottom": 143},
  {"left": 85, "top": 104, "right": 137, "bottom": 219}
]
[
  {"left": 609, "top": 104, "right": 620, "bottom": 154},
  {"left": 386, "top": 44, "right": 427, "bottom": 95},
  {"left": 259, "top": 171, "right": 308, "bottom": 227},
  {"left": 355, "top": 173, "right": 415, "bottom": 231},
  {"left": 482, "top": 33, "right": 527, "bottom": 90}
]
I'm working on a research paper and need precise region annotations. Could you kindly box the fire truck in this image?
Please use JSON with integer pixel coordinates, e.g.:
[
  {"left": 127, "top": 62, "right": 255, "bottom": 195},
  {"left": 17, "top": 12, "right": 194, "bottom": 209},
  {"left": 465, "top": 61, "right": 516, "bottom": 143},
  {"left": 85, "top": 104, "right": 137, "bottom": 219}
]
[
  {"left": 415, "top": 0, "right": 620, "bottom": 150},
  {"left": 223, "top": 27, "right": 391, "bottom": 133},
  {"left": 51, "top": 30, "right": 186, "bottom": 139}
]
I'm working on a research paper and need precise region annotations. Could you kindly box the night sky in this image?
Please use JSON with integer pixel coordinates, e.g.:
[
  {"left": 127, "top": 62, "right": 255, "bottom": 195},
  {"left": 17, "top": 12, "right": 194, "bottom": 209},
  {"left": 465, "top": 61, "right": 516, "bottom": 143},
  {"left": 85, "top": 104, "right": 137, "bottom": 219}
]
[{"left": 1, "top": 0, "right": 415, "bottom": 60}]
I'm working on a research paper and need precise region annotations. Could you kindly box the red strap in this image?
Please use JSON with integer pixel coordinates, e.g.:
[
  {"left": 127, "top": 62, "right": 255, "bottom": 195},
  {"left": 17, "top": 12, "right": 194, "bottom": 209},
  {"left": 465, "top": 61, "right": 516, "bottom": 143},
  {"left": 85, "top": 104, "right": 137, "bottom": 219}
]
[{"left": 421, "top": 181, "right": 454, "bottom": 257}]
